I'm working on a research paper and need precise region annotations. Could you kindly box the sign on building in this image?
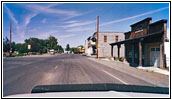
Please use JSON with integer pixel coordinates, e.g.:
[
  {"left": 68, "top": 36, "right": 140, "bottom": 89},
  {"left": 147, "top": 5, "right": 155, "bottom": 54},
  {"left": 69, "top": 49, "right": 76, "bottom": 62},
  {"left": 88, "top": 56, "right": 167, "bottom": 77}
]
[{"left": 28, "top": 44, "right": 31, "bottom": 50}]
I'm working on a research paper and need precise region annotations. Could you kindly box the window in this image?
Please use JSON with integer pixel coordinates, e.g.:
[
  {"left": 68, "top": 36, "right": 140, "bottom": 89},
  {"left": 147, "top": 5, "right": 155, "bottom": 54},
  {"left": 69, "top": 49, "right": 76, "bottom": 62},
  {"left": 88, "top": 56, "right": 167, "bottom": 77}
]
[
  {"left": 151, "top": 47, "right": 160, "bottom": 51},
  {"left": 115, "top": 35, "right": 119, "bottom": 42},
  {"left": 151, "top": 48, "right": 155, "bottom": 51},
  {"left": 104, "top": 36, "right": 107, "bottom": 43},
  {"left": 156, "top": 48, "right": 160, "bottom": 51}
]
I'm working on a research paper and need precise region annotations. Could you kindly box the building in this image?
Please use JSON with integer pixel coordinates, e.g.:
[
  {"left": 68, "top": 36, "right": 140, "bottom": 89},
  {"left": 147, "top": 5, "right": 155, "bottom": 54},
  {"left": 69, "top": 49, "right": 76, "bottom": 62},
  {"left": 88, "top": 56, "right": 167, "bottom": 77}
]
[
  {"left": 85, "top": 32, "right": 125, "bottom": 58},
  {"left": 85, "top": 36, "right": 96, "bottom": 56},
  {"left": 110, "top": 17, "right": 168, "bottom": 68}
]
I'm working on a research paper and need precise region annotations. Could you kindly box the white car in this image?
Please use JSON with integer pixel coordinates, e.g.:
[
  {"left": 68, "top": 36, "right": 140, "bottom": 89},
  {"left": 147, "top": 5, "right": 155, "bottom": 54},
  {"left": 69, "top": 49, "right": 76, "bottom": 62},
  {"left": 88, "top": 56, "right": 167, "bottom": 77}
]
[{"left": 5, "top": 83, "right": 169, "bottom": 98}]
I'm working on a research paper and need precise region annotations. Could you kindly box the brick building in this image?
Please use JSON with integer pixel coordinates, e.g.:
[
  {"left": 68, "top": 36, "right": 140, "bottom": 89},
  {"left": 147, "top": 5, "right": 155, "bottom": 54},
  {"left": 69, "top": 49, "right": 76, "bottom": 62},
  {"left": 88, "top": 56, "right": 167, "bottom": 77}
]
[
  {"left": 110, "top": 17, "right": 168, "bottom": 68},
  {"left": 85, "top": 32, "right": 125, "bottom": 58}
]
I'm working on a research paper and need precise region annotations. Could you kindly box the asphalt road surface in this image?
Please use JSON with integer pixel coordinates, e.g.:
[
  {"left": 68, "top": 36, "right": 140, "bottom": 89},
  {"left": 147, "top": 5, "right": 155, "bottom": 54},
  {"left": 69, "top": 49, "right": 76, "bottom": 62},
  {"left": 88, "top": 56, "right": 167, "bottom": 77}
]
[{"left": 3, "top": 54, "right": 157, "bottom": 96}]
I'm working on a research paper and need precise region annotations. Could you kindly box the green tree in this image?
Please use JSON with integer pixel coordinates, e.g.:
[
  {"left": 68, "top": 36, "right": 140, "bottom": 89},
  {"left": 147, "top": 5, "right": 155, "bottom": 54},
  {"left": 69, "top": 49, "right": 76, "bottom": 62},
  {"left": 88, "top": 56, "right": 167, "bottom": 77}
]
[
  {"left": 15, "top": 36, "right": 62, "bottom": 55},
  {"left": 65, "top": 44, "right": 70, "bottom": 51},
  {"left": 30, "top": 42, "right": 40, "bottom": 52},
  {"left": 16, "top": 43, "right": 28, "bottom": 53},
  {"left": 3, "top": 37, "right": 16, "bottom": 53},
  {"left": 11, "top": 42, "right": 16, "bottom": 52},
  {"left": 3, "top": 37, "right": 10, "bottom": 52},
  {"left": 47, "top": 36, "right": 58, "bottom": 49},
  {"left": 70, "top": 47, "right": 79, "bottom": 53},
  {"left": 55, "top": 45, "right": 64, "bottom": 53}
]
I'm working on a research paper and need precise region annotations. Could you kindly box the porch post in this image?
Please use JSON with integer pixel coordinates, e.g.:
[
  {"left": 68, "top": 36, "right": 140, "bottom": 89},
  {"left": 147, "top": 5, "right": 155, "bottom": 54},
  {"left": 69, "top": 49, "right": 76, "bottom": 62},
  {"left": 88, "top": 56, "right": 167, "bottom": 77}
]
[
  {"left": 139, "top": 39, "right": 143, "bottom": 67},
  {"left": 111, "top": 45, "right": 114, "bottom": 57},
  {"left": 132, "top": 45, "right": 134, "bottom": 64},
  {"left": 117, "top": 44, "right": 121, "bottom": 59},
  {"left": 160, "top": 39, "right": 164, "bottom": 68}
]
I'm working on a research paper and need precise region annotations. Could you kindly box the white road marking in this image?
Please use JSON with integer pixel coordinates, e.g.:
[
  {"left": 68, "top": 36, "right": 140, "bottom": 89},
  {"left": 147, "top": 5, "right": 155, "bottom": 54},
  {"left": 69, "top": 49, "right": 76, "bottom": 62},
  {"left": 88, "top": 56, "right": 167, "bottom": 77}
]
[
  {"left": 102, "top": 70, "right": 128, "bottom": 85},
  {"left": 54, "top": 65, "right": 58, "bottom": 69}
]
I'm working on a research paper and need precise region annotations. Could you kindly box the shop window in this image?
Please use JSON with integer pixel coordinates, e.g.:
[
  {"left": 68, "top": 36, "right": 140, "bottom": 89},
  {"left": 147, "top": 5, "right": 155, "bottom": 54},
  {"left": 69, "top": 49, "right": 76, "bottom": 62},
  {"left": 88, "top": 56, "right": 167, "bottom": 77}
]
[
  {"left": 156, "top": 48, "right": 160, "bottom": 51},
  {"left": 151, "top": 48, "right": 155, "bottom": 51},
  {"left": 104, "top": 36, "right": 107, "bottom": 43}
]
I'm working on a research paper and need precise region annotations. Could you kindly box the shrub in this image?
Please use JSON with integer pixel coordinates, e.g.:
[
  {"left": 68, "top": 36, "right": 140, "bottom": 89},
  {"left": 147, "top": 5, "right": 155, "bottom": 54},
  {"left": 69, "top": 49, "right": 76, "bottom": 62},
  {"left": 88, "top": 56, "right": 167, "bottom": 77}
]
[{"left": 16, "top": 53, "right": 24, "bottom": 56}]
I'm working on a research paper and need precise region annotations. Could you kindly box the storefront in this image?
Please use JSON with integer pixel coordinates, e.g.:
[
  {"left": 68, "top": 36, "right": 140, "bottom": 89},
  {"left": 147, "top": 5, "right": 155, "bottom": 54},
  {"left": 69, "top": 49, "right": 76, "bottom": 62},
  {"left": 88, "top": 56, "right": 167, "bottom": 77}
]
[{"left": 110, "top": 17, "right": 168, "bottom": 68}]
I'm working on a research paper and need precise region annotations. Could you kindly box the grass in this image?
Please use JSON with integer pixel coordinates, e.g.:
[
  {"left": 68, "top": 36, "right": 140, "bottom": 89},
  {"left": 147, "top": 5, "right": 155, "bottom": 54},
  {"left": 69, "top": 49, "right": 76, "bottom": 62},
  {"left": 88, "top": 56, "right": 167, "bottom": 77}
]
[{"left": 15, "top": 53, "right": 24, "bottom": 56}]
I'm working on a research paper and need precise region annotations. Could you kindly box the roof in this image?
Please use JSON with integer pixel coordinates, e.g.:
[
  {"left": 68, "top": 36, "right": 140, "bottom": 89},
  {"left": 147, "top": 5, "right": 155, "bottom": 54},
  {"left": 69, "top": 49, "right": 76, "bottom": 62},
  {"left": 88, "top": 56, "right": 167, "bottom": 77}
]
[
  {"left": 110, "top": 31, "right": 164, "bottom": 46},
  {"left": 93, "top": 32, "right": 124, "bottom": 36},
  {"left": 149, "top": 19, "right": 167, "bottom": 26},
  {"left": 124, "top": 31, "right": 131, "bottom": 35},
  {"left": 130, "top": 17, "right": 152, "bottom": 27}
]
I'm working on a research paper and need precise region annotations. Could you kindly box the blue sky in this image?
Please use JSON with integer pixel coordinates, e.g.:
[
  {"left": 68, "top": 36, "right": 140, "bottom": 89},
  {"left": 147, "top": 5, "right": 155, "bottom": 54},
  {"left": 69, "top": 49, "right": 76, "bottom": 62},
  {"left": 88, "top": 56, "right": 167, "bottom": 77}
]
[{"left": 3, "top": 3, "right": 169, "bottom": 48}]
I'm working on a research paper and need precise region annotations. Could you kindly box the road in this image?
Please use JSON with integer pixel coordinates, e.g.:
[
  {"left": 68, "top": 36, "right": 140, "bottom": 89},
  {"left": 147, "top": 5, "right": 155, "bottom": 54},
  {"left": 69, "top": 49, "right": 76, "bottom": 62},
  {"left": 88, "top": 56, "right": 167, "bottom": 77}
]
[{"left": 3, "top": 54, "right": 157, "bottom": 96}]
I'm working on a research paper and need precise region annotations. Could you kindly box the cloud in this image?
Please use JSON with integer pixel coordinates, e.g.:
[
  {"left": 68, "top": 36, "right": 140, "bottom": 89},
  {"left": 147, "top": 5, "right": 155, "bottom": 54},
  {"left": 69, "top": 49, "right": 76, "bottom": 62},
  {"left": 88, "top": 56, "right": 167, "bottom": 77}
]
[
  {"left": 4, "top": 4, "right": 61, "bottom": 41},
  {"left": 100, "top": 6, "right": 169, "bottom": 26},
  {"left": 61, "top": 20, "right": 96, "bottom": 28},
  {"left": 4, "top": 4, "right": 18, "bottom": 25},
  {"left": 64, "top": 20, "right": 78, "bottom": 24},
  {"left": 58, "top": 34, "right": 76, "bottom": 38},
  {"left": 58, "top": 34, "right": 76, "bottom": 40},
  {"left": 33, "top": 30, "right": 59, "bottom": 39},
  {"left": 41, "top": 18, "right": 47, "bottom": 24},
  {"left": 24, "top": 13, "right": 38, "bottom": 27},
  {"left": 66, "top": 27, "right": 93, "bottom": 32},
  {"left": 24, "top": 4, "right": 77, "bottom": 16},
  {"left": 63, "top": 10, "right": 96, "bottom": 21},
  {"left": 24, "top": 3, "right": 90, "bottom": 21}
]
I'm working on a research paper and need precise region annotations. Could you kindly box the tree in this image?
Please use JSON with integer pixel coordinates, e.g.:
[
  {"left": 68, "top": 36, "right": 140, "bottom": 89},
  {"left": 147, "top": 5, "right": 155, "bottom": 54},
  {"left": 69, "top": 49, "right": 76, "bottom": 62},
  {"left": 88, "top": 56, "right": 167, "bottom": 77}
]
[
  {"left": 30, "top": 42, "right": 40, "bottom": 52},
  {"left": 16, "top": 43, "right": 28, "bottom": 53},
  {"left": 47, "top": 36, "right": 58, "bottom": 49},
  {"left": 70, "top": 47, "right": 79, "bottom": 53},
  {"left": 3, "top": 37, "right": 10, "bottom": 52},
  {"left": 3, "top": 37, "right": 16, "bottom": 52},
  {"left": 65, "top": 44, "right": 70, "bottom": 51},
  {"left": 11, "top": 42, "right": 16, "bottom": 52},
  {"left": 14, "top": 35, "right": 62, "bottom": 54},
  {"left": 55, "top": 45, "right": 64, "bottom": 53}
]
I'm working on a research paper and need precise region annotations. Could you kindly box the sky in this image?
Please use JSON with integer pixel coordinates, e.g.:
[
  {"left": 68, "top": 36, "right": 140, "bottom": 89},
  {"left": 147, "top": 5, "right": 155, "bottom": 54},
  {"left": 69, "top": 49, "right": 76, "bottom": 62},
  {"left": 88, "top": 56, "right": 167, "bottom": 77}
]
[{"left": 3, "top": 3, "right": 169, "bottom": 48}]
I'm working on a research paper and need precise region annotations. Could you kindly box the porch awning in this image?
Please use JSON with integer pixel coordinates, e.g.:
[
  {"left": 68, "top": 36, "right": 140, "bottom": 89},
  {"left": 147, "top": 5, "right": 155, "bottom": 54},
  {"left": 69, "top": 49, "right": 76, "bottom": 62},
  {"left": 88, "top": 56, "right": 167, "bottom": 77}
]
[{"left": 110, "top": 31, "right": 164, "bottom": 46}]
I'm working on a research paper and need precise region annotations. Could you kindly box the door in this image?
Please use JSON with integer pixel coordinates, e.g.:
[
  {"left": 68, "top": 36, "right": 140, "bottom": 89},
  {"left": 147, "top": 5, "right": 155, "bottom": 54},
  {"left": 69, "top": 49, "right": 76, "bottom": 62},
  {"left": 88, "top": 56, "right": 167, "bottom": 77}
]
[{"left": 150, "top": 47, "right": 160, "bottom": 67}]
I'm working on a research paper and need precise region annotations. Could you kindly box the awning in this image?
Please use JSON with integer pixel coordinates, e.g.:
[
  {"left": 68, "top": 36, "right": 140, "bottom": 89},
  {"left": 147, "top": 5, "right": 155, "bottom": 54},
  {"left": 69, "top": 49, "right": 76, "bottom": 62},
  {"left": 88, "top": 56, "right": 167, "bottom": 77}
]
[{"left": 110, "top": 31, "right": 164, "bottom": 46}]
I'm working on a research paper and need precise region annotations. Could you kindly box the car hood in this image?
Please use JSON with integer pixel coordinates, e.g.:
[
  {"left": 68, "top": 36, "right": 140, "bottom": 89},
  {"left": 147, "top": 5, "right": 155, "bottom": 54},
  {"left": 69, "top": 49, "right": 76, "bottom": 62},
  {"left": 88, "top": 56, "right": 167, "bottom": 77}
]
[
  {"left": 5, "top": 91, "right": 169, "bottom": 98},
  {"left": 4, "top": 83, "right": 169, "bottom": 98}
]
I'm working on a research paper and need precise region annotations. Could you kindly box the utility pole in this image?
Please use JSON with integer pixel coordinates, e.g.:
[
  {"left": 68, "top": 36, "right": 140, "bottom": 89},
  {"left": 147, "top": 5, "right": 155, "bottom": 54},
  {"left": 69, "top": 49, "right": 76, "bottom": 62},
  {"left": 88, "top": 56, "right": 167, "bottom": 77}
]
[
  {"left": 10, "top": 23, "right": 12, "bottom": 57},
  {"left": 96, "top": 16, "right": 99, "bottom": 58}
]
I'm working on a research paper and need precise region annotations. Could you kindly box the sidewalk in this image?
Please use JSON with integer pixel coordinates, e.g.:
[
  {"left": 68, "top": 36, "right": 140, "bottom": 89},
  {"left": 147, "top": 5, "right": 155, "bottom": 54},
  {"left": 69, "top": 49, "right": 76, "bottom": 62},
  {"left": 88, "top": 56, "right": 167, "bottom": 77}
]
[
  {"left": 137, "top": 67, "right": 169, "bottom": 76},
  {"left": 87, "top": 57, "right": 169, "bottom": 87}
]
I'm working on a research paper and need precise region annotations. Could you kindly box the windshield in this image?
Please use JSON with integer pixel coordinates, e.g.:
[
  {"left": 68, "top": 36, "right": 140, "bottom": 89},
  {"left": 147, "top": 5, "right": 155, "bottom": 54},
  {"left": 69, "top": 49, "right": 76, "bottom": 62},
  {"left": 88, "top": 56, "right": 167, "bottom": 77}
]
[{"left": 2, "top": 2, "right": 170, "bottom": 98}]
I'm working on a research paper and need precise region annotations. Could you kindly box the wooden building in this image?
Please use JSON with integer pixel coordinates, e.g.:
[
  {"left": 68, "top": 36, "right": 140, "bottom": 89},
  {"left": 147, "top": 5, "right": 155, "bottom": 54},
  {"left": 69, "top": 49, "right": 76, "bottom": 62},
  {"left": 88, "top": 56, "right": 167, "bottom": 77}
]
[{"left": 110, "top": 17, "right": 168, "bottom": 68}]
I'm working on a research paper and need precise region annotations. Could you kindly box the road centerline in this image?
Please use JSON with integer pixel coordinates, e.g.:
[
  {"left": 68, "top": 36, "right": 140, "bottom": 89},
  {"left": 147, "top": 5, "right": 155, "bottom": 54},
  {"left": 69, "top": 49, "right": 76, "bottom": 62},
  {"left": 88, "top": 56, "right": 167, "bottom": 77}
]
[{"left": 101, "top": 70, "right": 128, "bottom": 85}]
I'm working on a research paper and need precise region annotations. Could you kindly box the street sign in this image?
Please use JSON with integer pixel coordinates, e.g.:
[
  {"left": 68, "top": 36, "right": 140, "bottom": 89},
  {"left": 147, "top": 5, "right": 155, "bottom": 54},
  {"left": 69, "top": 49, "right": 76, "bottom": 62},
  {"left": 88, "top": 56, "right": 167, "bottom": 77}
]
[{"left": 28, "top": 44, "right": 31, "bottom": 50}]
